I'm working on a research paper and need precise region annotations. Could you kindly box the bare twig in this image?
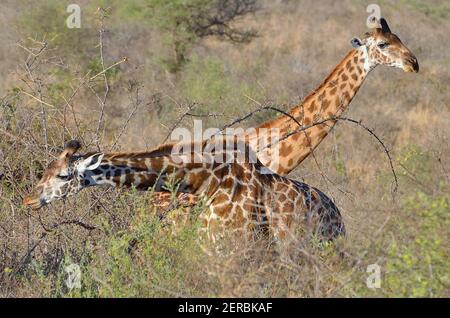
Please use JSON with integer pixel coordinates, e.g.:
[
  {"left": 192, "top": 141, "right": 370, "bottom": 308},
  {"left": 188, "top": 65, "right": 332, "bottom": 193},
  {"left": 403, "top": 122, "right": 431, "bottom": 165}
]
[
  {"left": 110, "top": 85, "right": 143, "bottom": 150},
  {"left": 161, "top": 102, "right": 199, "bottom": 143},
  {"left": 13, "top": 218, "right": 97, "bottom": 275},
  {"left": 20, "top": 90, "right": 55, "bottom": 108},
  {"left": 93, "top": 8, "right": 110, "bottom": 151},
  {"left": 89, "top": 57, "right": 127, "bottom": 82}
]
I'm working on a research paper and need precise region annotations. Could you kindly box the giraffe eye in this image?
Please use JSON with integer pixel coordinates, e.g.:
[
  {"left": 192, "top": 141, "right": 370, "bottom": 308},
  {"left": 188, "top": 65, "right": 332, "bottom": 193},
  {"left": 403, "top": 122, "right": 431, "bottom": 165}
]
[
  {"left": 57, "top": 174, "right": 70, "bottom": 180},
  {"left": 378, "top": 42, "right": 389, "bottom": 49}
]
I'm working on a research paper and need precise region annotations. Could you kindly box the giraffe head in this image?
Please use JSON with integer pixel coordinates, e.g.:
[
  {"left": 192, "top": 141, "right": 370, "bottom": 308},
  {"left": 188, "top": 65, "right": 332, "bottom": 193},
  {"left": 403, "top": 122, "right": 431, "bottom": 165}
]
[
  {"left": 351, "top": 17, "right": 419, "bottom": 73},
  {"left": 23, "top": 140, "right": 104, "bottom": 210}
]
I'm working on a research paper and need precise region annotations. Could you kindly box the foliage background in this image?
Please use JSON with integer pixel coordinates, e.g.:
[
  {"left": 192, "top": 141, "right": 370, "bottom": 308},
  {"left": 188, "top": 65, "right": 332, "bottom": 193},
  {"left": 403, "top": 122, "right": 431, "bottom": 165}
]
[{"left": 0, "top": 0, "right": 448, "bottom": 297}]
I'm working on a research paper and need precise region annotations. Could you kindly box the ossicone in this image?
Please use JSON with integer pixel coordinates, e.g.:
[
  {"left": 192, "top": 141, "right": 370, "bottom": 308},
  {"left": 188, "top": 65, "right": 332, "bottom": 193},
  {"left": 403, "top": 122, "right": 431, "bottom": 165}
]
[
  {"left": 379, "top": 17, "right": 391, "bottom": 34},
  {"left": 60, "top": 139, "right": 82, "bottom": 159}
]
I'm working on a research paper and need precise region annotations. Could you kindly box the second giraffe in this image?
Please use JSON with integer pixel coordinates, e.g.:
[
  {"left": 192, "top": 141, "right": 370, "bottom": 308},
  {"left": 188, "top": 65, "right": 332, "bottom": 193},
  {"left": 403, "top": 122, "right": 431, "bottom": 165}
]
[{"left": 24, "top": 138, "right": 345, "bottom": 242}]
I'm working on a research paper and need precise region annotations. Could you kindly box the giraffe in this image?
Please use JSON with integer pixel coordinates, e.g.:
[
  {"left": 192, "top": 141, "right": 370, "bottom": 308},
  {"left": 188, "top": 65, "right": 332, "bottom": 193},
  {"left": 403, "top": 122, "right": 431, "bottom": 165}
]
[
  {"left": 23, "top": 139, "right": 345, "bottom": 242},
  {"left": 247, "top": 17, "right": 419, "bottom": 174},
  {"left": 148, "top": 17, "right": 419, "bottom": 206}
]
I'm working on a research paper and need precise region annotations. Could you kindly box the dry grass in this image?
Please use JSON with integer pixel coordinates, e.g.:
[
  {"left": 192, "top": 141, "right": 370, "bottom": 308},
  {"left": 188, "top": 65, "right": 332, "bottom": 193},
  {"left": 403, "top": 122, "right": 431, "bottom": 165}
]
[{"left": 0, "top": 0, "right": 449, "bottom": 297}]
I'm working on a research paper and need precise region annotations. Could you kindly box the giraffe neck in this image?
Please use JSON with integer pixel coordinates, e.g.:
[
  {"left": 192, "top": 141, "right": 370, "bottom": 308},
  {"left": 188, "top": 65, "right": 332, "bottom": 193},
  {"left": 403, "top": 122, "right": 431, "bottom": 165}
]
[
  {"left": 77, "top": 140, "right": 253, "bottom": 194},
  {"left": 78, "top": 145, "right": 196, "bottom": 192},
  {"left": 250, "top": 47, "right": 373, "bottom": 174}
]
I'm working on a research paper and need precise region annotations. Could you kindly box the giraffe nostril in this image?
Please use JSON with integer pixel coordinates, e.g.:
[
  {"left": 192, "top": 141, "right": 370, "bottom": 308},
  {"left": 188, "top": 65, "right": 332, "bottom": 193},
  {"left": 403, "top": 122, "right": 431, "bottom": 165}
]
[{"left": 408, "top": 55, "right": 419, "bottom": 72}]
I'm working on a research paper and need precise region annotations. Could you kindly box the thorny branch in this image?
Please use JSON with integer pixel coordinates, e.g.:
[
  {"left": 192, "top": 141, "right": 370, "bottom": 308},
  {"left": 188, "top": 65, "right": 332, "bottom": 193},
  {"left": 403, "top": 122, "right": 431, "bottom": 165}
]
[
  {"left": 13, "top": 216, "right": 97, "bottom": 275},
  {"left": 1, "top": 8, "right": 132, "bottom": 278},
  {"left": 161, "top": 100, "right": 226, "bottom": 144},
  {"left": 110, "top": 84, "right": 143, "bottom": 150},
  {"left": 162, "top": 102, "right": 199, "bottom": 144}
]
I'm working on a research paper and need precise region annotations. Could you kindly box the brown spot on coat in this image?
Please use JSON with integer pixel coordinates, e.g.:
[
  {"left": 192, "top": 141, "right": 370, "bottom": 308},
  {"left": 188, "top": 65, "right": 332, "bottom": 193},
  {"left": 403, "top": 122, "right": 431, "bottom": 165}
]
[
  {"left": 221, "top": 177, "right": 234, "bottom": 189},
  {"left": 151, "top": 158, "right": 163, "bottom": 172},
  {"left": 213, "top": 202, "right": 231, "bottom": 217},
  {"left": 307, "top": 101, "right": 316, "bottom": 112},
  {"left": 321, "top": 99, "right": 331, "bottom": 110},
  {"left": 317, "top": 130, "right": 328, "bottom": 139},
  {"left": 357, "top": 66, "right": 363, "bottom": 74},
  {"left": 280, "top": 143, "right": 293, "bottom": 157},
  {"left": 137, "top": 174, "right": 158, "bottom": 189},
  {"left": 189, "top": 170, "right": 211, "bottom": 190}
]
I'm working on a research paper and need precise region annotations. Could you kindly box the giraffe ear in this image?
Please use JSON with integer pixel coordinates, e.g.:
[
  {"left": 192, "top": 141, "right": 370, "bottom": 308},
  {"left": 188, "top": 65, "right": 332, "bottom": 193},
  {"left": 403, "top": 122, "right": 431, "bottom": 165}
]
[
  {"left": 60, "top": 140, "right": 81, "bottom": 159},
  {"left": 380, "top": 18, "right": 391, "bottom": 34},
  {"left": 350, "top": 37, "right": 363, "bottom": 48},
  {"left": 76, "top": 153, "right": 104, "bottom": 172}
]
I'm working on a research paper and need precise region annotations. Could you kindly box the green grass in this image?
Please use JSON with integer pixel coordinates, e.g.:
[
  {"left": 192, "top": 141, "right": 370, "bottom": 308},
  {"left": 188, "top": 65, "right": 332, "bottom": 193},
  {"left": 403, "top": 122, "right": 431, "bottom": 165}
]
[{"left": 385, "top": 191, "right": 449, "bottom": 297}]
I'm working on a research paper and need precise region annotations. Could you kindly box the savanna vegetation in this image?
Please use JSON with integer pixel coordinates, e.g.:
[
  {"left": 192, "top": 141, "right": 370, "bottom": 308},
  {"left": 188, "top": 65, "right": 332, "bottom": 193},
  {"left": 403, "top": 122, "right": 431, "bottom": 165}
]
[{"left": 0, "top": 0, "right": 448, "bottom": 297}]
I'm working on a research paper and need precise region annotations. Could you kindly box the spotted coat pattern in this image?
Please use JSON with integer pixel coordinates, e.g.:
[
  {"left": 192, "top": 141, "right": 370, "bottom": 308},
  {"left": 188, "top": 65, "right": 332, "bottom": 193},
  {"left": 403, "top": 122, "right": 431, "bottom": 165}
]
[{"left": 24, "top": 138, "right": 345, "bottom": 241}]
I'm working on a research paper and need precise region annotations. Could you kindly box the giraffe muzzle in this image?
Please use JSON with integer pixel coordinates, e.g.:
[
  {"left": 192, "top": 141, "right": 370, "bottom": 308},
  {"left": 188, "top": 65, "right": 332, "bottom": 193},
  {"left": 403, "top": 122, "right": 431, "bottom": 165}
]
[{"left": 404, "top": 56, "right": 419, "bottom": 73}]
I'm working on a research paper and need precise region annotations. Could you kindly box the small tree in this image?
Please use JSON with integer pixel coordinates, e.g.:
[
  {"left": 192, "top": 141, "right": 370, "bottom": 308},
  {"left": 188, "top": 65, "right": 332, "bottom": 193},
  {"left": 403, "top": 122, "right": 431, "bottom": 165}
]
[{"left": 146, "top": 0, "right": 259, "bottom": 72}]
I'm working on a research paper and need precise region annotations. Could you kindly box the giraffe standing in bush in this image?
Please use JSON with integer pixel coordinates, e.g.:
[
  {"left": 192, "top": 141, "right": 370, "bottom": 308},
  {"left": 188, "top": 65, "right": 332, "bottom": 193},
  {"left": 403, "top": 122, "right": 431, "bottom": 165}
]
[{"left": 23, "top": 139, "right": 344, "bottom": 242}]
